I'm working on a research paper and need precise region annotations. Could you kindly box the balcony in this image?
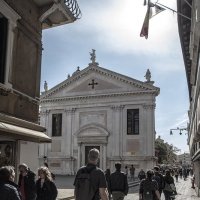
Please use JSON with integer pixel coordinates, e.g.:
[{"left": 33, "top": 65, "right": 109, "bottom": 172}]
[{"left": 33, "top": 0, "right": 81, "bottom": 29}]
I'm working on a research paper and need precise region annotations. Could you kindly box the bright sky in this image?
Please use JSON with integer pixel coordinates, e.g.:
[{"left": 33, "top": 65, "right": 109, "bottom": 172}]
[{"left": 41, "top": 0, "right": 189, "bottom": 154}]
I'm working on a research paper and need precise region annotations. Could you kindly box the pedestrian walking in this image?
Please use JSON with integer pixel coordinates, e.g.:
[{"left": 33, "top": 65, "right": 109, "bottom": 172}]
[
  {"left": 125, "top": 166, "right": 128, "bottom": 177},
  {"left": 163, "top": 170, "right": 177, "bottom": 200},
  {"left": 191, "top": 175, "right": 195, "bottom": 189},
  {"left": 36, "top": 166, "right": 57, "bottom": 200},
  {"left": 179, "top": 168, "right": 182, "bottom": 179},
  {"left": 174, "top": 169, "right": 179, "bottom": 182},
  {"left": 139, "top": 170, "right": 161, "bottom": 200},
  {"left": 183, "top": 168, "right": 187, "bottom": 180},
  {"left": 138, "top": 169, "right": 146, "bottom": 181},
  {"left": 153, "top": 166, "right": 164, "bottom": 196},
  {"left": 105, "top": 168, "right": 111, "bottom": 200},
  {"left": 18, "top": 163, "right": 36, "bottom": 200},
  {"left": 110, "top": 162, "right": 129, "bottom": 200},
  {"left": 74, "top": 148, "right": 108, "bottom": 200},
  {"left": 130, "top": 165, "right": 135, "bottom": 181},
  {"left": 0, "top": 166, "right": 21, "bottom": 200}
]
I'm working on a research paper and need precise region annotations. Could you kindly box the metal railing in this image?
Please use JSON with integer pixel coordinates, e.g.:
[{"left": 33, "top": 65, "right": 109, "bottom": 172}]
[{"left": 65, "top": 0, "right": 82, "bottom": 19}]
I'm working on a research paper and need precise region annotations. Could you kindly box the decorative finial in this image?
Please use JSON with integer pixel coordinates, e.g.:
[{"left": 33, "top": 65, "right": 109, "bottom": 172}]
[
  {"left": 68, "top": 74, "right": 70, "bottom": 78},
  {"left": 145, "top": 69, "right": 151, "bottom": 82},
  {"left": 44, "top": 81, "right": 48, "bottom": 92}
]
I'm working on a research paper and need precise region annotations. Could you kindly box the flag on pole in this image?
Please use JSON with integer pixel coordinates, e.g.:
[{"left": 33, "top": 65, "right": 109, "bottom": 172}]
[
  {"left": 152, "top": 4, "right": 166, "bottom": 17},
  {"left": 140, "top": 6, "right": 152, "bottom": 39}
]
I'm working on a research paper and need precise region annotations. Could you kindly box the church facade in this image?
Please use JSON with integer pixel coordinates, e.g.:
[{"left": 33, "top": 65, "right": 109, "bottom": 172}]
[{"left": 39, "top": 51, "right": 160, "bottom": 175}]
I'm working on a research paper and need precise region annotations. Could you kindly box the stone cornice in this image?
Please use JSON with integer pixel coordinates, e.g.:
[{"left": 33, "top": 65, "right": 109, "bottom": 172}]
[
  {"left": 41, "top": 65, "right": 160, "bottom": 99},
  {"left": 40, "top": 90, "right": 158, "bottom": 104}
]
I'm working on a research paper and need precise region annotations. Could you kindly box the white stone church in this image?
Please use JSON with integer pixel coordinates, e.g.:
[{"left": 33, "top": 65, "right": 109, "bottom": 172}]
[{"left": 39, "top": 50, "right": 160, "bottom": 175}]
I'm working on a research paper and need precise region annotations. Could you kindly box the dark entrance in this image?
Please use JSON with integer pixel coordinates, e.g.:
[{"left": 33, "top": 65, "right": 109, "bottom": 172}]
[
  {"left": 0, "top": 141, "right": 15, "bottom": 167},
  {"left": 85, "top": 146, "right": 100, "bottom": 167}
]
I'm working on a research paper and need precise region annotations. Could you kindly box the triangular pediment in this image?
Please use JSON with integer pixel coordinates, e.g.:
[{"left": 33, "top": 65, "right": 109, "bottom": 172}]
[{"left": 41, "top": 65, "right": 159, "bottom": 100}]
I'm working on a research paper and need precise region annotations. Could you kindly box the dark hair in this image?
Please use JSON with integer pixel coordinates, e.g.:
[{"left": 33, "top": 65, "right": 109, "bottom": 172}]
[
  {"left": 165, "top": 170, "right": 171, "bottom": 176},
  {"left": 0, "top": 166, "right": 13, "bottom": 181},
  {"left": 146, "top": 170, "right": 154, "bottom": 179},
  {"left": 115, "top": 162, "right": 121, "bottom": 171},
  {"left": 105, "top": 168, "right": 111, "bottom": 175},
  {"left": 154, "top": 166, "right": 159, "bottom": 171}
]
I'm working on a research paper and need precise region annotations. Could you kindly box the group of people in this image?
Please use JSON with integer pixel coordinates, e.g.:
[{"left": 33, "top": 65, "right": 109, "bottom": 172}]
[
  {"left": 0, "top": 163, "right": 57, "bottom": 200},
  {"left": 124, "top": 165, "right": 135, "bottom": 181},
  {"left": 0, "top": 148, "right": 183, "bottom": 200},
  {"left": 138, "top": 166, "right": 177, "bottom": 200}
]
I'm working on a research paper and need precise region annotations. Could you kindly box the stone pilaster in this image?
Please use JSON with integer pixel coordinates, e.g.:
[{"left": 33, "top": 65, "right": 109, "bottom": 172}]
[
  {"left": 143, "top": 104, "right": 155, "bottom": 157},
  {"left": 111, "top": 105, "right": 125, "bottom": 157},
  {"left": 39, "top": 110, "right": 50, "bottom": 161},
  {"left": 64, "top": 108, "right": 76, "bottom": 174}
]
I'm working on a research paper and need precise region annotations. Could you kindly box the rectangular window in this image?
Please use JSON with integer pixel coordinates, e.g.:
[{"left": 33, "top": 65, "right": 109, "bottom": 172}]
[
  {"left": 0, "top": 14, "right": 8, "bottom": 84},
  {"left": 52, "top": 113, "right": 62, "bottom": 136},
  {"left": 127, "top": 109, "right": 139, "bottom": 135}
]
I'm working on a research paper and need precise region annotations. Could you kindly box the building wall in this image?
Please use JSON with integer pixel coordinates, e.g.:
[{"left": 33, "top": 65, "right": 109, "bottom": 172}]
[
  {"left": 19, "top": 141, "right": 39, "bottom": 173},
  {"left": 39, "top": 83, "right": 158, "bottom": 175},
  {"left": 0, "top": 0, "right": 42, "bottom": 123},
  {"left": 177, "top": 0, "right": 200, "bottom": 196}
]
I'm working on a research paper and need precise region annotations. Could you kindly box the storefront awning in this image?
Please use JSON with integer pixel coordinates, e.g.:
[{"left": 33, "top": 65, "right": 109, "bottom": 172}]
[{"left": 0, "top": 122, "right": 51, "bottom": 143}]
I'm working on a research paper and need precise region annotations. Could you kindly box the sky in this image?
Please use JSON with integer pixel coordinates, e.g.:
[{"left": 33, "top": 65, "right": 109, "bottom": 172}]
[{"left": 41, "top": 0, "right": 190, "bottom": 154}]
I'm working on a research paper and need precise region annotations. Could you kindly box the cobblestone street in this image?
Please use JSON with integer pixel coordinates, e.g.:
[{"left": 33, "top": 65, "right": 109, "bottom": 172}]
[
  {"left": 56, "top": 175, "right": 200, "bottom": 200},
  {"left": 125, "top": 176, "right": 199, "bottom": 199}
]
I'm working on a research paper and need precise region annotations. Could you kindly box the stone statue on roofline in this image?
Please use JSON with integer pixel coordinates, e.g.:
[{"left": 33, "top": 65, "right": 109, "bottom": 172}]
[
  {"left": 44, "top": 81, "right": 48, "bottom": 92},
  {"left": 144, "top": 69, "right": 154, "bottom": 84},
  {"left": 89, "top": 49, "right": 99, "bottom": 67}
]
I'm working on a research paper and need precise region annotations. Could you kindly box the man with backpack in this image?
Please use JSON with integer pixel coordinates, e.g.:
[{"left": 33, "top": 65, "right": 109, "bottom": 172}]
[
  {"left": 74, "top": 148, "right": 108, "bottom": 200},
  {"left": 139, "top": 170, "right": 161, "bottom": 200},
  {"left": 109, "top": 162, "right": 129, "bottom": 200}
]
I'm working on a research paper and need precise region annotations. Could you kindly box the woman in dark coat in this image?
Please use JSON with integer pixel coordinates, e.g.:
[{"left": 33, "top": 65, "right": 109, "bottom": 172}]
[
  {"left": 36, "top": 166, "right": 57, "bottom": 200},
  {"left": 0, "top": 166, "right": 21, "bottom": 200}
]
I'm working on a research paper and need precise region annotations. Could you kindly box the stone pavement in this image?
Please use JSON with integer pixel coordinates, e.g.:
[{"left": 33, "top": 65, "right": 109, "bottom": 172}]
[{"left": 55, "top": 175, "right": 200, "bottom": 200}]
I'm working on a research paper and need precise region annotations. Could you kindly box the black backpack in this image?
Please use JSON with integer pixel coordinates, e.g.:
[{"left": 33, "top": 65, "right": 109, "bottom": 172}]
[
  {"left": 142, "top": 179, "right": 156, "bottom": 200},
  {"left": 75, "top": 166, "right": 97, "bottom": 200},
  {"left": 153, "top": 175, "right": 161, "bottom": 189}
]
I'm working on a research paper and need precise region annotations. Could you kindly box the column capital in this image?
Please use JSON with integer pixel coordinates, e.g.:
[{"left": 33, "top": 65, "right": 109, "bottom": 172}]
[
  {"left": 40, "top": 109, "right": 50, "bottom": 116},
  {"left": 64, "top": 108, "right": 76, "bottom": 114},
  {"left": 110, "top": 105, "right": 125, "bottom": 111},
  {"left": 143, "top": 104, "right": 156, "bottom": 110}
]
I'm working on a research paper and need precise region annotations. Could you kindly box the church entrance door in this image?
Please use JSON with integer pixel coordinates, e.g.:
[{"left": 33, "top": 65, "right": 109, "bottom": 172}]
[{"left": 85, "top": 146, "right": 100, "bottom": 167}]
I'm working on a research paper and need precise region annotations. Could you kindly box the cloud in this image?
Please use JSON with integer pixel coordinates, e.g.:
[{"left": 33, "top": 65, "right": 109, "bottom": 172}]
[{"left": 75, "top": 0, "right": 179, "bottom": 55}]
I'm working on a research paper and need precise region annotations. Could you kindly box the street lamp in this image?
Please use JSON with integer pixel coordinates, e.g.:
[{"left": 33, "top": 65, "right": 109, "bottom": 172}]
[{"left": 170, "top": 127, "right": 187, "bottom": 135}]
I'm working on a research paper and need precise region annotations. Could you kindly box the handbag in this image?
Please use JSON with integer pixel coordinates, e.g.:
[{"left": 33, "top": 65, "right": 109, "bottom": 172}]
[
  {"left": 170, "top": 183, "right": 176, "bottom": 192},
  {"left": 163, "top": 182, "right": 172, "bottom": 192}
]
